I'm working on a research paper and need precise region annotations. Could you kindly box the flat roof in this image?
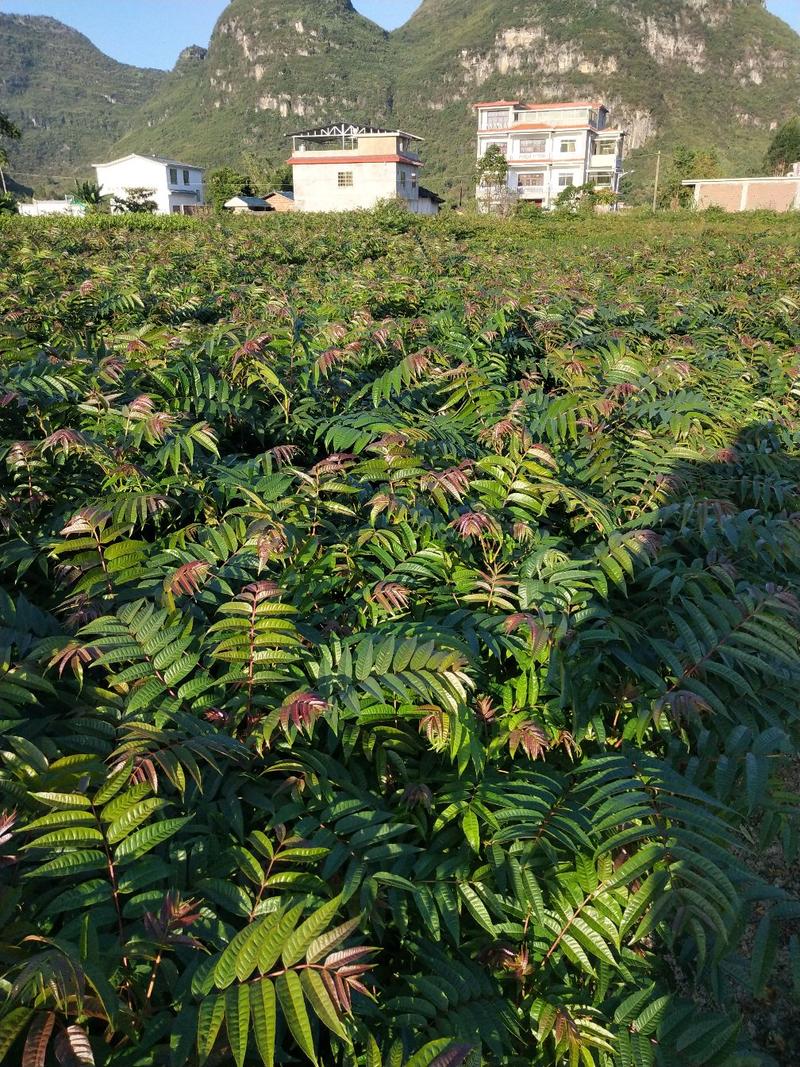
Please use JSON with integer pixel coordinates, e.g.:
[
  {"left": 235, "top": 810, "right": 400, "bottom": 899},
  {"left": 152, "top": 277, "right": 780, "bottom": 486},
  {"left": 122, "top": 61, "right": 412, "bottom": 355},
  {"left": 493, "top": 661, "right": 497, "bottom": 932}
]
[
  {"left": 682, "top": 175, "right": 800, "bottom": 185},
  {"left": 474, "top": 99, "right": 606, "bottom": 110}
]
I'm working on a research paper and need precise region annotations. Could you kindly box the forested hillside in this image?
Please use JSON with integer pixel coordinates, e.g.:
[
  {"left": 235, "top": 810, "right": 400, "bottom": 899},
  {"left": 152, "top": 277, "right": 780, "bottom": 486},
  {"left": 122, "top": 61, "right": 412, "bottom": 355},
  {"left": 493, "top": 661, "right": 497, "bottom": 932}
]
[{"left": 0, "top": 14, "right": 165, "bottom": 195}]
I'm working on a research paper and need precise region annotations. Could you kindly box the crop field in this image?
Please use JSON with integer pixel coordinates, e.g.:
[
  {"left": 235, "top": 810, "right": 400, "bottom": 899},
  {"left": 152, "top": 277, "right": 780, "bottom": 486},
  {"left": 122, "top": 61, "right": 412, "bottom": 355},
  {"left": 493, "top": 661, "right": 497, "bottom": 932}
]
[{"left": 0, "top": 210, "right": 799, "bottom": 1067}]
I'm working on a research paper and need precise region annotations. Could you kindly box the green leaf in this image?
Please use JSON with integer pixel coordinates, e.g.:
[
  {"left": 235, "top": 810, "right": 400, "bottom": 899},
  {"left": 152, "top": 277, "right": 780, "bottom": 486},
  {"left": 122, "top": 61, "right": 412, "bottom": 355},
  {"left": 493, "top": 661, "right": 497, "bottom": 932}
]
[
  {"left": 300, "top": 969, "right": 348, "bottom": 1040},
  {"left": 0, "top": 1007, "right": 33, "bottom": 1060},
  {"left": 258, "top": 904, "right": 304, "bottom": 973},
  {"left": 276, "top": 971, "right": 318, "bottom": 1065},
  {"left": 282, "top": 895, "right": 342, "bottom": 967},
  {"left": 225, "top": 984, "right": 250, "bottom": 1067},
  {"left": 461, "top": 809, "right": 480, "bottom": 853},
  {"left": 197, "top": 994, "right": 225, "bottom": 1065},
  {"left": 249, "top": 979, "right": 276, "bottom": 1067},
  {"left": 458, "top": 883, "right": 496, "bottom": 935},
  {"left": 114, "top": 815, "right": 192, "bottom": 862}
]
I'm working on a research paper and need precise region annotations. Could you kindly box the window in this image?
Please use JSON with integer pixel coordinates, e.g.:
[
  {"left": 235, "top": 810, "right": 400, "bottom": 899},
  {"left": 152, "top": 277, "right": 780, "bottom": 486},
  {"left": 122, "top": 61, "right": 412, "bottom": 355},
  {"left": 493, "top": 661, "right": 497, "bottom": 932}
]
[
  {"left": 518, "top": 138, "right": 546, "bottom": 156},
  {"left": 483, "top": 141, "right": 507, "bottom": 157},
  {"left": 559, "top": 140, "right": 577, "bottom": 153},
  {"left": 594, "top": 141, "right": 617, "bottom": 156},
  {"left": 169, "top": 167, "right": 178, "bottom": 184},
  {"left": 337, "top": 171, "right": 354, "bottom": 188},
  {"left": 171, "top": 205, "right": 182, "bottom": 214},
  {"left": 183, "top": 169, "right": 190, "bottom": 185},
  {"left": 517, "top": 172, "right": 545, "bottom": 188},
  {"left": 557, "top": 174, "right": 575, "bottom": 188},
  {"left": 483, "top": 109, "right": 508, "bottom": 130},
  {"left": 411, "top": 176, "right": 418, "bottom": 191},
  {"left": 399, "top": 171, "right": 407, "bottom": 187}
]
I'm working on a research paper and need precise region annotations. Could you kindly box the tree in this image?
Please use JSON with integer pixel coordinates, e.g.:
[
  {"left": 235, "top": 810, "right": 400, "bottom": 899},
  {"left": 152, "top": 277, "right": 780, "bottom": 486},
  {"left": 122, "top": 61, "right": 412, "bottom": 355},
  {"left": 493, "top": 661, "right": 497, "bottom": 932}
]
[
  {"left": 659, "top": 145, "right": 721, "bottom": 208},
  {"left": 74, "top": 179, "right": 109, "bottom": 212},
  {"left": 208, "top": 167, "right": 253, "bottom": 213},
  {"left": 111, "top": 187, "right": 157, "bottom": 214},
  {"left": 763, "top": 116, "right": 800, "bottom": 175},
  {"left": 0, "top": 191, "right": 18, "bottom": 214},
  {"left": 0, "top": 110, "right": 21, "bottom": 196},
  {"left": 476, "top": 145, "right": 515, "bottom": 215},
  {"left": 241, "top": 151, "right": 293, "bottom": 195}
]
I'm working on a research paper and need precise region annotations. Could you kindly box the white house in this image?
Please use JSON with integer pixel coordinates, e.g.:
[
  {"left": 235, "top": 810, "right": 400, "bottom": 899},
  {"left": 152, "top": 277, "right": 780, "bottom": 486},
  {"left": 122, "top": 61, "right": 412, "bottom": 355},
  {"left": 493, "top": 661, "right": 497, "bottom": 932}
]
[
  {"left": 18, "top": 198, "right": 86, "bottom": 218},
  {"left": 93, "top": 154, "right": 205, "bottom": 215},
  {"left": 287, "top": 123, "right": 440, "bottom": 214},
  {"left": 474, "top": 100, "right": 626, "bottom": 210}
]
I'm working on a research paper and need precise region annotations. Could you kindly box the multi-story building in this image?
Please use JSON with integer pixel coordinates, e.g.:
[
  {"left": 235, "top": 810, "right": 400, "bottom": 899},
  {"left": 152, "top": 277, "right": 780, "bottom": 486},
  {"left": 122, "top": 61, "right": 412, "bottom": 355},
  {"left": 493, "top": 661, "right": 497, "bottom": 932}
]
[
  {"left": 474, "top": 100, "right": 626, "bottom": 210},
  {"left": 94, "top": 154, "right": 205, "bottom": 215},
  {"left": 287, "top": 123, "right": 440, "bottom": 214}
]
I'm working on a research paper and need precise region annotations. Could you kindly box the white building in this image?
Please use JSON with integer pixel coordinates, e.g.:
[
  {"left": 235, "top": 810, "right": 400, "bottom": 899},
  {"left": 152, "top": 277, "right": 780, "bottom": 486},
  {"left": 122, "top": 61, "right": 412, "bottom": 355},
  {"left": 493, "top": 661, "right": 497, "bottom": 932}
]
[
  {"left": 93, "top": 154, "right": 205, "bottom": 215},
  {"left": 18, "top": 198, "right": 86, "bottom": 218},
  {"left": 474, "top": 100, "right": 626, "bottom": 210},
  {"left": 287, "top": 123, "right": 440, "bottom": 214}
]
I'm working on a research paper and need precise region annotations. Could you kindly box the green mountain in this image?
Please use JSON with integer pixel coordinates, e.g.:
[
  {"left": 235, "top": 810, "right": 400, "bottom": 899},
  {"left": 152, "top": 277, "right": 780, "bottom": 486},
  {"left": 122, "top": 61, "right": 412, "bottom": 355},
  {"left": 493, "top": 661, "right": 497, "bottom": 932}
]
[
  {"left": 110, "top": 0, "right": 392, "bottom": 180},
  {"left": 3, "top": 1, "right": 800, "bottom": 200},
  {"left": 0, "top": 14, "right": 165, "bottom": 196},
  {"left": 391, "top": 0, "right": 800, "bottom": 195}
]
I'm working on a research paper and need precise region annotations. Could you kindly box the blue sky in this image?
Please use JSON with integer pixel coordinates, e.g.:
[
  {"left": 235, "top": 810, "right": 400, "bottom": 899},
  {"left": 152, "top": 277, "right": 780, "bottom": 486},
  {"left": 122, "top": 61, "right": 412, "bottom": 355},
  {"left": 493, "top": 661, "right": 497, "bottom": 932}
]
[{"left": 0, "top": 0, "right": 797, "bottom": 70}]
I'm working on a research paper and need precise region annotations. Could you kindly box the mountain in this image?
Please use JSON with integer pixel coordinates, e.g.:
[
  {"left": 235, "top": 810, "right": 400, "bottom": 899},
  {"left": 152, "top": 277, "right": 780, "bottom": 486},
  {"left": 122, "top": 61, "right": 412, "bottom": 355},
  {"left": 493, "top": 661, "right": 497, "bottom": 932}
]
[
  {"left": 110, "top": 0, "right": 392, "bottom": 180},
  {"left": 0, "top": 14, "right": 165, "bottom": 196},
  {"left": 2, "top": 1, "right": 800, "bottom": 201},
  {"left": 391, "top": 0, "right": 800, "bottom": 193}
]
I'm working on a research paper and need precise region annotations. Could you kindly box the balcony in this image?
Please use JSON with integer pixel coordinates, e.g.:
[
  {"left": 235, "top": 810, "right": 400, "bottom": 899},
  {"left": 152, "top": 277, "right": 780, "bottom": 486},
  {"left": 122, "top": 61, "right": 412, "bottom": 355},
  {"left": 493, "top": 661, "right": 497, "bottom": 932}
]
[{"left": 589, "top": 153, "right": 619, "bottom": 169}]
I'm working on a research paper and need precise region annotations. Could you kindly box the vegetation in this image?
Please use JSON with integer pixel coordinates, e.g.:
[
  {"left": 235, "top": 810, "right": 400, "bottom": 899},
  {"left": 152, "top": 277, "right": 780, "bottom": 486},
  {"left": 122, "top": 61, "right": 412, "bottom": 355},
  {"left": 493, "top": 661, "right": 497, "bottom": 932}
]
[
  {"left": 0, "top": 109, "right": 22, "bottom": 200},
  {"left": 208, "top": 168, "right": 255, "bottom": 213},
  {"left": 763, "top": 117, "right": 800, "bottom": 176},
  {"left": 111, "top": 188, "right": 158, "bottom": 214},
  {"left": 74, "top": 181, "right": 110, "bottom": 214},
  {"left": 0, "top": 210, "right": 799, "bottom": 1067},
  {"left": 475, "top": 146, "right": 512, "bottom": 214},
  {"left": 658, "top": 146, "right": 722, "bottom": 209},
  {"left": 0, "top": 14, "right": 165, "bottom": 197}
]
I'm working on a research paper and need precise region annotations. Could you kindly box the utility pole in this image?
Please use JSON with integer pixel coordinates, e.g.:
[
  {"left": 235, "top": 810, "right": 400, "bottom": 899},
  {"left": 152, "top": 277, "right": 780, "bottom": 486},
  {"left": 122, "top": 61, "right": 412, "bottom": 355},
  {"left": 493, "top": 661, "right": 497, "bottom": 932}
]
[
  {"left": 0, "top": 166, "right": 6, "bottom": 195},
  {"left": 652, "top": 151, "right": 661, "bottom": 212}
]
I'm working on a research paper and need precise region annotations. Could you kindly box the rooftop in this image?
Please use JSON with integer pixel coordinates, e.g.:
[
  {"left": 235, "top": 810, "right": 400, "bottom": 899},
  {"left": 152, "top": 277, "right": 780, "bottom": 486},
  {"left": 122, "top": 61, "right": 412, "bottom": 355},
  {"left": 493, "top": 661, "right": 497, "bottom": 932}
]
[
  {"left": 473, "top": 100, "right": 606, "bottom": 111},
  {"left": 93, "top": 152, "right": 204, "bottom": 170},
  {"left": 288, "top": 122, "right": 423, "bottom": 141}
]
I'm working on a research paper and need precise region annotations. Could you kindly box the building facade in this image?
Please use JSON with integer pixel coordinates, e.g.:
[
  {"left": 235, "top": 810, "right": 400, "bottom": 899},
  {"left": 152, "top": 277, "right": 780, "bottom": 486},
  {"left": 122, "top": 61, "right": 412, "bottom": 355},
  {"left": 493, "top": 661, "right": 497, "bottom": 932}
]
[
  {"left": 287, "top": 124, "right": 439, "bottom": 214},
  {"left": 94, "top": 154, "right": 205, "bottom": 215},
  {"left": 682, "top": 166, "right": 800, "bottom": 212},
  {"left": 474, "top": 100, "right": 625, "bottom": 210}
]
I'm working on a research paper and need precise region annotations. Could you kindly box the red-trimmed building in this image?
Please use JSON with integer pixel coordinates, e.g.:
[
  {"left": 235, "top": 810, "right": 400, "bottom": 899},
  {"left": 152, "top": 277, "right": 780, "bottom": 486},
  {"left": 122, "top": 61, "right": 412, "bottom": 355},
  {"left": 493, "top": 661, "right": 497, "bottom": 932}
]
[
  {"left": 474, "top": 100, "right": 626, "bottom": 209},
  {"left": 287, "top": 123, "right": 440, "bottom": 214}
]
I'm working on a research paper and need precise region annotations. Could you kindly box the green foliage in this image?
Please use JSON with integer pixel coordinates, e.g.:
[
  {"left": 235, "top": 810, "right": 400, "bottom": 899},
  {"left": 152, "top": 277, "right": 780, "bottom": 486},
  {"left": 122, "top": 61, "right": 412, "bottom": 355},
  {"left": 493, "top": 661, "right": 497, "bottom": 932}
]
[
  {"left": 659, "top": 146, "right": 722, "bottom": 208},
  {"left": 208, "top": 167, "right": 254, "bottom": 213},
  {"left": 763, "top": 116, "right": 800, "bottom": 176},
  {"left": 111, "top": 187, "right": 158, "bottom": 214},
  {"left": 0, "top": 192, "right": 18, "bottom": 214},
  {"left": 0, "top": 111, "right": 21, "bottom": 142},
  {"left": 0, "top": 209, "right": 799, "bottom": 1066},
  {"left": 74, "top": 180, "right": 109, "bottom": 213}
]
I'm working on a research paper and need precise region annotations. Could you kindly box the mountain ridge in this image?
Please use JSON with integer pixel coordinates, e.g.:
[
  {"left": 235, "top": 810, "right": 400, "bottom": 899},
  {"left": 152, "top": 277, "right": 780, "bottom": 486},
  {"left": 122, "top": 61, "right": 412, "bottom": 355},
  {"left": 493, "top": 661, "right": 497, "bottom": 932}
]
[
  {"left": 1, "top": 1, "right": 799, "bottom": 200},
  {"left": 0, "top": 13, "right": 165, "bottom": 194}
]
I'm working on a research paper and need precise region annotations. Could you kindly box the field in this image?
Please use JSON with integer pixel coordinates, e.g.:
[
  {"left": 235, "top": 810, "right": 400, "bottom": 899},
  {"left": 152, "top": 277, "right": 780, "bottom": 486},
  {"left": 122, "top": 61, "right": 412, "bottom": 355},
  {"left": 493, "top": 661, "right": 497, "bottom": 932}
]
[{"left": 0, "top": 209, "right": 799, "bottom": 1067}]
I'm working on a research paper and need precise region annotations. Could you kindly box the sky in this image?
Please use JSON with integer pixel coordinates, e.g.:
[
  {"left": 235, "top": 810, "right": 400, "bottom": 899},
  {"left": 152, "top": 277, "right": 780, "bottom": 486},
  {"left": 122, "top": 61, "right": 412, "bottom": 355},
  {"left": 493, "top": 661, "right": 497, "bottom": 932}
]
[{"left": 0, "top": 0, "right": 798, "bottom": 70}]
